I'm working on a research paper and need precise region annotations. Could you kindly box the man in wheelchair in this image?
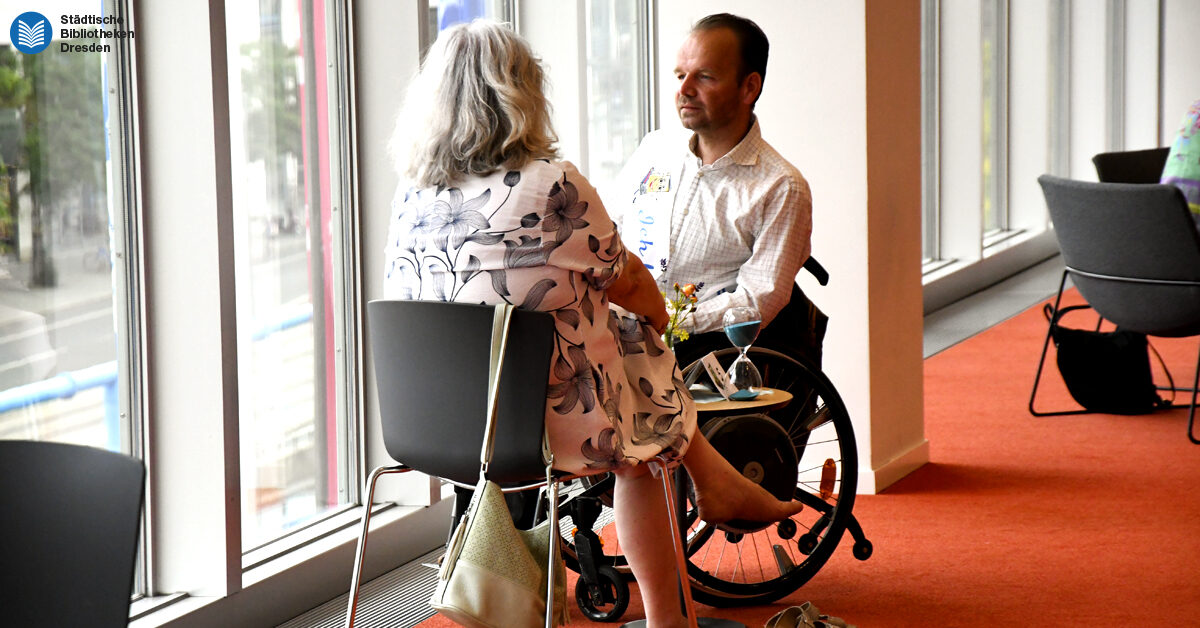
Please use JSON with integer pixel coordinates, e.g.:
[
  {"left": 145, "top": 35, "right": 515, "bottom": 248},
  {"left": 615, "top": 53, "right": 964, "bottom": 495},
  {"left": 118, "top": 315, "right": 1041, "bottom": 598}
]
[{"left": 604, "top": 12, "right": 827, "bottom": 369}]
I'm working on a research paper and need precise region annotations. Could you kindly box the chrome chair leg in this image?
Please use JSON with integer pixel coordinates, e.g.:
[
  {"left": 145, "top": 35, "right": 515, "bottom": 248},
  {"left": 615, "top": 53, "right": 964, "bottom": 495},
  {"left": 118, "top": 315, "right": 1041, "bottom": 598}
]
[
  {"left": 1029, "top": 271, "right": 1091, "bottom": 417},
  {"left": 345, "top": 465, "right": 410, "bottom": 628},
  {"left": 545, "top": 462, "right": 560, "bottom": 628},
  {"left": 649, "top": 456, "right": 700, "bottom": 628}
]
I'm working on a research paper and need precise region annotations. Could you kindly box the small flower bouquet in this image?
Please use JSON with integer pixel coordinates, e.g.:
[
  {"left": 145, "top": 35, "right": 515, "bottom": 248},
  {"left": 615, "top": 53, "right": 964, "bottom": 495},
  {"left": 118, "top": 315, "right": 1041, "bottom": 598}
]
[{"left": 663, "top": 282, "right": 702, "bottom": 349}]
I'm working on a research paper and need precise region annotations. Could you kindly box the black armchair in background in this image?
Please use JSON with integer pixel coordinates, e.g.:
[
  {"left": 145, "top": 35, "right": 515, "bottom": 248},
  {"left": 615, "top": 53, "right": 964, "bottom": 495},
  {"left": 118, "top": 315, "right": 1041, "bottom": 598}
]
[{"left": 1092, "top": 146, "right": 1170, "bottom": 184}]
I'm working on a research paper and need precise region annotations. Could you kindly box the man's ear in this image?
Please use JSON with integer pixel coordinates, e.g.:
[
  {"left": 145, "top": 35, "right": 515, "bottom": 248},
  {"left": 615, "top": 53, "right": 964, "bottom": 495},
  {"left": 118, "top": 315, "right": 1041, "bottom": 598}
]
[{"left": 741, "top": 72, "right": 763, "bottom": 106}]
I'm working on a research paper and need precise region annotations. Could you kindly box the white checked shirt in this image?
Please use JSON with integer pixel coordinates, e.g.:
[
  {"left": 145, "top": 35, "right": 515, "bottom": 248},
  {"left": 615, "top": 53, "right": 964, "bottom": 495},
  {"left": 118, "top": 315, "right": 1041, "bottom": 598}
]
[{"left": 605, "top": 119, "right": 812, "bottom": 333}]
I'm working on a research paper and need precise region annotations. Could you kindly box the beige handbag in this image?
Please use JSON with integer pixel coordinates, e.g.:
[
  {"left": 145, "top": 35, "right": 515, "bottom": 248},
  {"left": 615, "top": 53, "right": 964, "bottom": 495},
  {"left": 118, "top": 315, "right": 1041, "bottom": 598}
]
[{"left": 429, "top": 304, "right": 568, "bottom": 628}]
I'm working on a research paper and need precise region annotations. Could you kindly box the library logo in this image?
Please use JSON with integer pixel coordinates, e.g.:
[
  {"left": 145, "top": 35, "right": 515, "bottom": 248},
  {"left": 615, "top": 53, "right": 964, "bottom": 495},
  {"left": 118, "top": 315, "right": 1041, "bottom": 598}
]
[{"left": 11, "top": 11, "right": 51, "bottom": 54}]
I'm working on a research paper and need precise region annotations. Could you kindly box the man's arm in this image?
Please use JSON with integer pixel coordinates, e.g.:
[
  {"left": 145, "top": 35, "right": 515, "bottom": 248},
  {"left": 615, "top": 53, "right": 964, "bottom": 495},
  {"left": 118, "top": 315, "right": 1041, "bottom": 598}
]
[{"left": 687, "top": 174, "right": 812, "bottom": 332}]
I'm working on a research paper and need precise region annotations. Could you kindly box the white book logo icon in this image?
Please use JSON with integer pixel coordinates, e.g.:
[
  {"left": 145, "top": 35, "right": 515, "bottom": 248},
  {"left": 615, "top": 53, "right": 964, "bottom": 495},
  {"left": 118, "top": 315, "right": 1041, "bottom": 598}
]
[{"left": 16, "top": 18, "right": 47, "bottom": 49}]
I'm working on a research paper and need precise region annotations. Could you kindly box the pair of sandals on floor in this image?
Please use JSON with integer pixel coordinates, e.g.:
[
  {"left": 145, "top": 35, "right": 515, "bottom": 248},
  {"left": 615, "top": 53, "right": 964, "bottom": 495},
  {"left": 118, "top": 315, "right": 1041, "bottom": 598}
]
[{"left": 765, "top": 601, "right": 855, "bottom": 628}]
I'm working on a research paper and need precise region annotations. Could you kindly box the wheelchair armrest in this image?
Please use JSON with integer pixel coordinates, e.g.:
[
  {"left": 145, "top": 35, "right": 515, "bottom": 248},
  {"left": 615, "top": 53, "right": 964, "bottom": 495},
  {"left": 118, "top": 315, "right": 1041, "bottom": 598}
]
[{"left": 803, "top": 256, "right": 829, "bottom": 286}]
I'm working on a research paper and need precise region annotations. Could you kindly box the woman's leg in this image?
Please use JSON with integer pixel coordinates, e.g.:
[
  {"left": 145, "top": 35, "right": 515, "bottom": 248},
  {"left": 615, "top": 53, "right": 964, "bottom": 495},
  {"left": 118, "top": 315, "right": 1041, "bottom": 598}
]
[
  {"left": 612, "top": 463, "right": 688, "bottom": 628},
  {"left": 682, "top": 431, "right": 805, "bottom": 524},
  {"left": 610, "top": 433, "right": 803, "bottom": 626}
]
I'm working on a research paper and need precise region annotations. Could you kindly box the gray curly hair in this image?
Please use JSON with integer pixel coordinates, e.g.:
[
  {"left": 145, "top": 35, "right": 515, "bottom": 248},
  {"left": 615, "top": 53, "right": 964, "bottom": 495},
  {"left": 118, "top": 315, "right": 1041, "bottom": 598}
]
[{"left": 389, "top": 20, "right": 560, "bottom": 188}]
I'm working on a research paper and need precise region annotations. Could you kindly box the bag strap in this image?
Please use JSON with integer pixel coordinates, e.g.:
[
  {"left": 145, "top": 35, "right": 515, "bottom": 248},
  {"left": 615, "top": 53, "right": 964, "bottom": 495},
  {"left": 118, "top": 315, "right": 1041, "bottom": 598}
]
[
  {"left": 1146, "top": 340, "right": 1177, "bottom": 406},
  {"left": 478, "top": 304, "right": 515, "bottom": 481},
  {"left": 1044, "top": 303, "right": 1095, "bottom": 327}
]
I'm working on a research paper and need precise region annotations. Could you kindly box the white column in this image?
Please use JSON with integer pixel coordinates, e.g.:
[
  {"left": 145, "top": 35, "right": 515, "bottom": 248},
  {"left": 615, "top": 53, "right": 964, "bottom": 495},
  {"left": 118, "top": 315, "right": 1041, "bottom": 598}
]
[{"left": 136, "top": 0, "right": 241, "bottom": 596}]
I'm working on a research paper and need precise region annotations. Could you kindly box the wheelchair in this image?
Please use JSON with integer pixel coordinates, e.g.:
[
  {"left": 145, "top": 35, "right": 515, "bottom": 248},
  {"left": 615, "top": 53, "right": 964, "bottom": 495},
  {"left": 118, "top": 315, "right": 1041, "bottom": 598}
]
[{"left": 546, "top": 259, "right": 874, "bottom": 621}]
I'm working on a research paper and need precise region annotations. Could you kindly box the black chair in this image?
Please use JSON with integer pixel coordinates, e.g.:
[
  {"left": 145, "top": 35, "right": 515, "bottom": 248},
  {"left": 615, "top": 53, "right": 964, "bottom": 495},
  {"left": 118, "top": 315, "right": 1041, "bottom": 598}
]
[
  {"left": 1092, "top": 147, "right": 1170, "bottom": 184},
  {"left": 1030, "top": 175, "right": 1200, "bottom": 443},
  {"left": 0, "top": 440, "right": 146, "bottom": 628},
  {"left": 346, "top": 301, "right": 714, "bottom": 628}
]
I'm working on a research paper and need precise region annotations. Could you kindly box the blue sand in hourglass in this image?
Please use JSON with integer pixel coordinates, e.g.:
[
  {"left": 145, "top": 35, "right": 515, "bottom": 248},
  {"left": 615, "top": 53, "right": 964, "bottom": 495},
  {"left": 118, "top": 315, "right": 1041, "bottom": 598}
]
[{"left": 724, "top": 320, "right": 762, "bottom": 347}]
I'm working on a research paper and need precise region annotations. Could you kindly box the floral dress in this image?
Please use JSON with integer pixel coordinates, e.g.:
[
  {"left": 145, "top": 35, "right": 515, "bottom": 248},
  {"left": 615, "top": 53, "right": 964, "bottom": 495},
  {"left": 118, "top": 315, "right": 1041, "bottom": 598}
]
[{"left": 383, "top": 160, "right": 696, "bottom": 473}]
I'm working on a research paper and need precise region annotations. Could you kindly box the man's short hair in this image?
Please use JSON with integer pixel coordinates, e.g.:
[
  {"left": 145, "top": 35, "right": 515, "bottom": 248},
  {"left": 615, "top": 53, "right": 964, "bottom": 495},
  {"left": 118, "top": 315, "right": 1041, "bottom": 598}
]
[{"left": 692, "top": 13, "right": 769, "bottom": 83}]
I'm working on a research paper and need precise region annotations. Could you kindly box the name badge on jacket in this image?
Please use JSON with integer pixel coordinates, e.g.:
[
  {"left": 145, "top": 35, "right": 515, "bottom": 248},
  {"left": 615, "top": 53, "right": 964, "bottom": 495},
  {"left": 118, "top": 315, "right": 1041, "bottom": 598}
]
[{"left": 625, "top": 166, "right": 678, "bottom": 279}]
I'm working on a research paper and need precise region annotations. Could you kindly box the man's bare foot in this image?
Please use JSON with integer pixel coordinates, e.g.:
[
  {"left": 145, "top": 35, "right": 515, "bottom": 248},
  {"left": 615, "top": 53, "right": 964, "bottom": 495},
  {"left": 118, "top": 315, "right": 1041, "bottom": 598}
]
[{"left": 693, "top": 476, "right": 803, "bottom": 524}]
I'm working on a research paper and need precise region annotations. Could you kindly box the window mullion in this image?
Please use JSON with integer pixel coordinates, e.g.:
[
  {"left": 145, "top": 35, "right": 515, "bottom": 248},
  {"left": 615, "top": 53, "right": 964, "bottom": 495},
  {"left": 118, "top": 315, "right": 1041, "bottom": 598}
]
[{"left": 138, "top": 0, "right": 242, "bottom": 597}]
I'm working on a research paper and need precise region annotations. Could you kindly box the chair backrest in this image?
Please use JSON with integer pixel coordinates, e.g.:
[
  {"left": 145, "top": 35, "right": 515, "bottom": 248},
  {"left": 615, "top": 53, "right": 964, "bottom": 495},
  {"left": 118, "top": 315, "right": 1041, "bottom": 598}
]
[
  {"left": 0, "top": 440, "right": 145, "bottom": 628},
  {"left": 1092, "top": 147, "right": 1170, "bottom": 183},
  {"left": 1038, "top": 174, "right": 1200, "bottom": 337},
  {"left": 367, "top": 300, "right": 556, "bottom": 486}
]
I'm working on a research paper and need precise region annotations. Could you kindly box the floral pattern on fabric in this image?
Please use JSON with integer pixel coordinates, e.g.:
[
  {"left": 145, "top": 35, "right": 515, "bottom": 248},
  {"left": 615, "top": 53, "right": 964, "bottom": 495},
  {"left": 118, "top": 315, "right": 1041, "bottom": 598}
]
[
  {"left": 384, "top": 161, "right": 695, "bottom": 473},
  {"left": 1162, "top": 98, "right": 1200, "bottom": 228}
]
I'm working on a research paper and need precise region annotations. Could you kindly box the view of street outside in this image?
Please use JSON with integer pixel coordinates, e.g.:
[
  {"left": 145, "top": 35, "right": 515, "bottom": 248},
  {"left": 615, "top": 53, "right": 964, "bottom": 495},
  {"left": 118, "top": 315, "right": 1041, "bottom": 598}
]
[
  {"left": 0, "top": 237, "right": 117, "bottom": 448},
  {"left": 0, "top": 0, "right": 342, "bottom": 552},
  {"left": 0, "top": 16, "right": 122, "bottom": 454}
]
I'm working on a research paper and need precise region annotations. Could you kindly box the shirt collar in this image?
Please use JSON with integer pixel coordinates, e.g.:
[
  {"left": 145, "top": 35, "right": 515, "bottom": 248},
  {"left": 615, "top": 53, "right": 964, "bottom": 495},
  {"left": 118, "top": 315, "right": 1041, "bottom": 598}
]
[{"left": 687, "top": 116, "right": 762, "bottom": 168}]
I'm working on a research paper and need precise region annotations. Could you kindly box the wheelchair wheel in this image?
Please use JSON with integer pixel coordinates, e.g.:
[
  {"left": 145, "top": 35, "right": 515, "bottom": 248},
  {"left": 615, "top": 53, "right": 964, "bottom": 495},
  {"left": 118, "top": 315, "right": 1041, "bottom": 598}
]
[
  {"left": 575, "top": 565, "right": 629, "bottom": 622},
  {"left": 679, "top": 347, "right": 858, "bottom": 607}
]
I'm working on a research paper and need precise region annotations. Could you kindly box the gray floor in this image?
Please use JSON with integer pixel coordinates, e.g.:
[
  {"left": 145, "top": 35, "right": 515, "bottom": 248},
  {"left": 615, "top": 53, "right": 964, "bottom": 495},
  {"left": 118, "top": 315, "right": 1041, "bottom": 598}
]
[
  {"left": 923, "top": 255, "right": 1065, "bottom": 357},
  {"left": 278, "top": 548, "right": 443, "bottom": 628},
  {"left": 283, "top": 257, "right": 1069, "bottom": 628}
]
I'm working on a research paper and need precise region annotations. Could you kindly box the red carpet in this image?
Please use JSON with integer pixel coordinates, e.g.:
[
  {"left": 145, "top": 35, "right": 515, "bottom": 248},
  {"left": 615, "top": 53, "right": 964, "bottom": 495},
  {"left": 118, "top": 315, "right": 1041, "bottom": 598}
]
[{"left": 418, "top": 291, "right": 1200, "bottom": 626}]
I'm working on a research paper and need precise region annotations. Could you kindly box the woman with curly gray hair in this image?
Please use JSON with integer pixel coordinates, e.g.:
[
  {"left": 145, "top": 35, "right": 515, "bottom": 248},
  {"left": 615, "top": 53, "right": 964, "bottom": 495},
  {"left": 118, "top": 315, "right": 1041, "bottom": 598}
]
[{"left": 384, "top": 20, "right": 801, "bottom": 628}]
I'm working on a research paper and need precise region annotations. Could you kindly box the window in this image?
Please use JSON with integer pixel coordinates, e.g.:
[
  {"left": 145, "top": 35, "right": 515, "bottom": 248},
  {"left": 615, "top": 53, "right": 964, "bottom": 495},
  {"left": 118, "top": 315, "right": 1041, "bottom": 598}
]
[
  {"left": 920, "top": 0, "right": 1071, "bottom": 286},
  {"left": 0, "top": 0, "right": 143, "bottom": 596},
  {"left": 428, "top": 0, "right": 510, "bottom": 35},
  {"left": 920, "top": 0, "right": 1174, "bottom": 311},
  {"left": 517, "top": 0, "right": 653, "bottom": 188},
  {"left": 980, "top": 0, "right": 1007, "bottom": 238},
  {"left": 225, "top": 0, "right": 356, "bottom": 552},
  {"left": 0, "top": 8, "right": 140, "bottom": 457},
  {"left": 581, "top": 0, "right": 654, "bottom": 188},
  {"left": 412, "top": 1, "right": 652, "bottom": 188}
]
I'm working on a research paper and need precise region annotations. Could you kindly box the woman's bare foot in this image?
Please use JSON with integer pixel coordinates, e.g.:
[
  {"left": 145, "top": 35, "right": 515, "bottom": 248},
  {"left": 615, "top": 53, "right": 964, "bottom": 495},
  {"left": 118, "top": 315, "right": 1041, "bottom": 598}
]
[
  {"left": 682, "top": 431, "right": 804, "bottom": 524},
  {"left": 693, "top": 474, "right": 804, "bottom": 524}
]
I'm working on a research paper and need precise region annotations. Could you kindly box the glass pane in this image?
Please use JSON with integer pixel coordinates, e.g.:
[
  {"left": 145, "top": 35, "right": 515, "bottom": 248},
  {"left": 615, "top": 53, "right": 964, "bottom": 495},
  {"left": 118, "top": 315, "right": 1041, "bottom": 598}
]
[
  {"left": 0, "top": 13, "right": 132, "bottom": 455},
  {"left": 981, "top": 0, "right": 1006, "bottom": 235},
  {"left": 429, "top": 0, "right": 508, "bottom": 37},
  {"left": 584, "top": 0, "right": 648, "bottom": 189},
  {"left": 226, "top": 0, "right": 347, "bottom": 550}
]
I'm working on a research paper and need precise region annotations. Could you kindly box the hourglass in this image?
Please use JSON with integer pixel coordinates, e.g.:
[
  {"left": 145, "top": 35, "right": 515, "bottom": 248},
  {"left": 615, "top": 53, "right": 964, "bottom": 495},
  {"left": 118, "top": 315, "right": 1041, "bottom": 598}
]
[{"left": 722, "top": 306, "right": 762, "bottom": 395}]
